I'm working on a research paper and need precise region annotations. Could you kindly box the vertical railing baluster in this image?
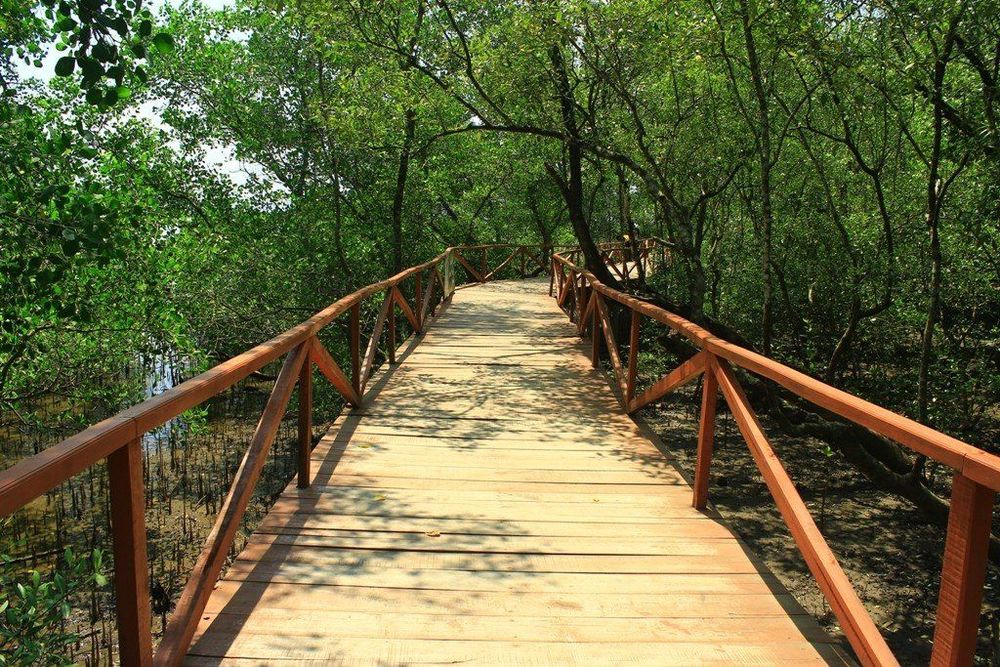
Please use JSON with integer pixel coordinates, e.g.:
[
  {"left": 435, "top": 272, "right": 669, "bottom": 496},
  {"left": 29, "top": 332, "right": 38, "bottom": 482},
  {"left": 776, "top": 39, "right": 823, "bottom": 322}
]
[
  {"left": 931, "top": 473, "right": 995, "bottom": 666},
  {"left": 481, "top": 247, "right": 488, "bottom": 281},
  {"left": 297, "top": 354, "right": 313, "bottom": 489},
  {"left": 626, "top": 310, "right": 640, "bottom": 406},
  {"left": 693, "top": 359, "right": 719, "bottom": 510},
  {"left": 350, "top": 303, "right": 361, "bottom": 398},
  {"left": 108, "top": 437, "right": 153, "bottom": 666}
]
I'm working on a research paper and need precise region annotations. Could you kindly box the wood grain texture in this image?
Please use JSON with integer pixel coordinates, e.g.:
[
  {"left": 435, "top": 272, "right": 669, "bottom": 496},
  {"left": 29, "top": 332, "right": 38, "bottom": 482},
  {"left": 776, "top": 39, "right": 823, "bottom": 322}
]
[
  {"left": 553, "top": 252, "right": 1000, "bottom": 491},
  {"left": 188, "top": 280, "right": 846, "bottom": 665},
  {"left": 159, "top": 342, "right": 309, "bottom": 666},
  {"left": 713, "top": 359, "right": 893, "bottom": 667},
  {"left": 107, "top": 438, "right": 153, "bottom": 666},
  {"left": 931, "top": 473, "right": 995, "bottom": 667},
  {"left": 0, "top": 252, "right": 450, "bottom": 517}
]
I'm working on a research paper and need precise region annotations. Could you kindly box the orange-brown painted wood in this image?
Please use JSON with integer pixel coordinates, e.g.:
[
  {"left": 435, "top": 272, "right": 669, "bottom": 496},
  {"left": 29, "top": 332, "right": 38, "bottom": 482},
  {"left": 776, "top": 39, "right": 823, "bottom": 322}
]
[
  {"left": 551, "top": 252, "right": 1000, "bottom": 492},
  {"left": 155, "top": 342, "right": 309, "bottom": 666},
  {"left": 349, "top": 303, "right": 361, "bottom": 397},
  {"left": 595, "top": 293, "right": 627, "bottom": 401},
  {"left": 388, "top": 294, "right": 397, "bottom": 365},
  {"left": 391, "top": 286, "right": 419, "bottom": 332},
  {"left": 0, "top": 251, "right": 450, "bottom": 517},
  {"left": 361, "top": 293, "right": 393, "bottom": 389},
  {"left": 309, "top": 338, "right": 362, "bottom": 408},
  {"left": 419, "top": 269, "right": 437, "bottom": 328},
  {"left": 590, "top": 294, "right": 600, "bottom": 370},
  {"left": 693, "top": 362, "right": 718, "bottom": 510},
  {"left": 108, "top": 438, "right": 153, "bottom": 666},
  {"left": 713, "top": 359, "right": 896, "bottom": 666},
  {"left": 930, "top": 473, "right": 995, "bottom": 666},
  {"left": 627, "top": 352, "right": 708, "bottom": 414}
]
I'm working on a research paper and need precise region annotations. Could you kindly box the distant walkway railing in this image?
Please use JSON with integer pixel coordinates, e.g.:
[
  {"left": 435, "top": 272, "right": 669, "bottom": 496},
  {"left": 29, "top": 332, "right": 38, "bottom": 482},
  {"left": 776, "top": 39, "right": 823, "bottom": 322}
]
[
  {"left": 551, "top": 249, "right": 999, "bottom": 667},
  {"left": 596, "top": 237, "right": 671, "bottom": 282},
  {"left": 450, "top": 244, "right": 549, "bottom": 283},
  {"left": 0, "top": 244, "right": 550, "bottom": 666}
]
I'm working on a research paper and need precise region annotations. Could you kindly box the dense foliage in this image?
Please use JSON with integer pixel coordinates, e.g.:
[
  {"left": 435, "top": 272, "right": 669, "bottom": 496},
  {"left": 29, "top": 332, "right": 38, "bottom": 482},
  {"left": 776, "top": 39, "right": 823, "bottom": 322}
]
[
  {"left": 2, "top": 0, "right": 1000, "bottom": 661},
  {"left": 0, "top": 545, "right": 105, "bottom": 665}
]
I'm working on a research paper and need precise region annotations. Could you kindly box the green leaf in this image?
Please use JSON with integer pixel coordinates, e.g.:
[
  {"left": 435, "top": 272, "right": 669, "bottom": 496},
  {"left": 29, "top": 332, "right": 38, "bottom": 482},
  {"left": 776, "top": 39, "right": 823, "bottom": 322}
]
[
  {"left": 115, "top": 86, "right": 132, "bottom": 101},
  {"left": 139, "top": 19, "right": 153, "bottom": 38},
  {"left": 54, "top": 56, "right": 75, "bottom": 77},
  {"left": 94, "top": 572, "right": 107, "bottom": 587},
  {"left": 152, "top": 32, "right": 175, "bottom": 54}
]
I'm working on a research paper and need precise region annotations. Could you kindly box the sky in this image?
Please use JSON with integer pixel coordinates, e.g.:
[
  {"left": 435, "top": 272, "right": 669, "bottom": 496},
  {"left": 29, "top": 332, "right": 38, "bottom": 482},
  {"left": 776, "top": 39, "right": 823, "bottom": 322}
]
[{"left": 15, "top": 0, "right": 259, "bottom": 186}]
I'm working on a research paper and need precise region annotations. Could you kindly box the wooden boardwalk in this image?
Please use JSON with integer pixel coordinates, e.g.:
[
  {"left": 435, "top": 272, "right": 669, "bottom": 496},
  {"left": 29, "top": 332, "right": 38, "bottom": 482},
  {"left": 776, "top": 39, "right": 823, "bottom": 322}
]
[{"left": 187, "top": 279, "right": 848, "bottom": 665}]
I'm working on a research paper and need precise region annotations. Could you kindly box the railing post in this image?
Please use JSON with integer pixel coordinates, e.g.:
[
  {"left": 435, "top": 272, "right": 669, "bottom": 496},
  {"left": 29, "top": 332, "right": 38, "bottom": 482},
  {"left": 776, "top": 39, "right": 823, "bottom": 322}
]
[
  {"left": 444, "top": 251, "right": 455, "bottom": 298},
  {"left": 107, "top": 438, "right": 153, "bottom": 666},
  {"left": 350, "top": 302, "right": 361, "bottom": 398},
  {"left": 575, "top": 274, "right": 583, "bottom": 324},
  {"left": 591, "top": 296, "right": 600, "bottom": 369},
  {"left": 481, "top": 247, "right": 488, "bottom": 281},
  {"left": 693, "top": 358, "right": 719, "bottom": 510},
  {"left": 519, "top": 247, "right": 526, "bottom": 278},
  {"left": 414, "top": 271, "right": 423, "bottom": 333},
  {"left": 549, "top": 258, "right": 555, "bottom": 296},
  {"left": 297, "top": 354, "right": 313, "bottom": 489},
  {"left": 625, "top": 310, "right": 640, "bottom": 406},
  {"left": 568, "top": 270, "right": 577, "bottom": 323},
  {"left": 931, "top": 472, "right": 995, "bottom": 666}
]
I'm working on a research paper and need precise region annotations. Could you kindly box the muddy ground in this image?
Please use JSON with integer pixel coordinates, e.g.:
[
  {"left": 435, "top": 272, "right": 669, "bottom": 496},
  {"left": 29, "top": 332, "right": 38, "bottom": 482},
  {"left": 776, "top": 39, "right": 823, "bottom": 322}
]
[{"left": 638, "top": 382, "right": 1000, "bottom": 665}]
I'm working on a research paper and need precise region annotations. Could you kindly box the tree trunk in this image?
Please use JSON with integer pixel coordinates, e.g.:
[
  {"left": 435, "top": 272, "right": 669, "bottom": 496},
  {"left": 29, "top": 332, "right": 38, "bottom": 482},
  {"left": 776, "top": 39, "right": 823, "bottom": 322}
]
[
  {"left": 391, "top": 109, "right": 416, "bottom": 273},
  {"left": 740, "top": 0, "right": 775, "bottom": 356},
  {"left": 548, "top": 43, "right": 621, "bottom": 288}
]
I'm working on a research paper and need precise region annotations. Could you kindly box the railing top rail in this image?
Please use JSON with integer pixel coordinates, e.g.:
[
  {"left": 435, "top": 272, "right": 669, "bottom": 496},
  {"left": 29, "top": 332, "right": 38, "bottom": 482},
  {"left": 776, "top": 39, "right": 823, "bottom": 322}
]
[
  {"left": 551, "top": 251, "right": 1000, "bottom": 492},
  {"left": 0, "top": 250, "right": 459, "bottom": 516},
  {"left": 0, "top": 244, "right": 563, "bottom": 517}
]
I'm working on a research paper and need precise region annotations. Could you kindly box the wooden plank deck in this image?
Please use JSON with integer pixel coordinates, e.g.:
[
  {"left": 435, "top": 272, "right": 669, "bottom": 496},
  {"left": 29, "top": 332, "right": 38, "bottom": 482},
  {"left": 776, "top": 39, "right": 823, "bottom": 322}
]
[{"left": 187, "top": 279, "right": 849, "bottom": 665}]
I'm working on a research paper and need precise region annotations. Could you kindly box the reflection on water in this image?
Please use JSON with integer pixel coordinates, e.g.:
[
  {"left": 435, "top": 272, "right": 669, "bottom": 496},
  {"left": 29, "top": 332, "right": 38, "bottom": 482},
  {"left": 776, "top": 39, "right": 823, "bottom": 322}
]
[{"left": 1, "top": 344, "right": 345, "bottom": 664}]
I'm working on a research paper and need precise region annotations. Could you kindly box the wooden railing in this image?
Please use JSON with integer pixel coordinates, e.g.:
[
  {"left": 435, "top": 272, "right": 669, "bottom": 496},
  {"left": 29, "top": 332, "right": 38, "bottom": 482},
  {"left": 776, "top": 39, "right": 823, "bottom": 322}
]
[
  {"left": 0, "top": 244, "right": 548, "bottom": 666},
  {"left": 551, "top": 250, "right": 999, "bottom": 667},
  {"left": 450, "top": 244, "right": 550, "bottom": 283},
  {"left": 596, "top": 237, "right": 671, "bottom": 282}
]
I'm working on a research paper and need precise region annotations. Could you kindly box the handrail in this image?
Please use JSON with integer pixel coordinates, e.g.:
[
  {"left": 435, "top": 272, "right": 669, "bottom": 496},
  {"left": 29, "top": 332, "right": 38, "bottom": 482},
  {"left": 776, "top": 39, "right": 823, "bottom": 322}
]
[
  {"left": 0, "top": 244, "right": 548, "bottom": 666},
  {"left": 450, "top": 244, "right": 549, "bottom": 283},
  {"left": 551, "top": 249, "right": 998, "bottom": 667}
]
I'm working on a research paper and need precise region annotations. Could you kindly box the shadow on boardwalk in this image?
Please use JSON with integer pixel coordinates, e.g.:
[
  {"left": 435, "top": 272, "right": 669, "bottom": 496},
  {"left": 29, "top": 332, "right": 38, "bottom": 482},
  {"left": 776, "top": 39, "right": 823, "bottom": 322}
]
[{"left": 186, "top": 279, "right": 852, "bottom": 665}]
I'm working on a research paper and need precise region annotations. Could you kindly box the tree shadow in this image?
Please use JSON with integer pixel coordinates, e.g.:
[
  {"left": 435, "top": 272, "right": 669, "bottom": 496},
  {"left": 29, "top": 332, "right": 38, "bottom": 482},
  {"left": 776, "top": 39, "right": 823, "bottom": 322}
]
[{"left": 185, "top": 278, "right": 849, "bottom": 665}]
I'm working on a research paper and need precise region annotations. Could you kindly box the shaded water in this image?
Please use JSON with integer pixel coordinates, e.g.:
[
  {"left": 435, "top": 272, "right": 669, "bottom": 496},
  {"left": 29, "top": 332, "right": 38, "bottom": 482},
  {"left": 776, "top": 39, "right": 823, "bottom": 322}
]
[{"left": 1, "top": 345, "right": 345, "bottom": 664}]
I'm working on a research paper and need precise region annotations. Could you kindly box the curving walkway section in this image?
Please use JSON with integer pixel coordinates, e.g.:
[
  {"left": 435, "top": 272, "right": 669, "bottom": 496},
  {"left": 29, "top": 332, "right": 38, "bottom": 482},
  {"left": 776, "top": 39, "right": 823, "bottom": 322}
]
[{"left": 186, "top": 279, "right": 850, "bottom": 665}]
